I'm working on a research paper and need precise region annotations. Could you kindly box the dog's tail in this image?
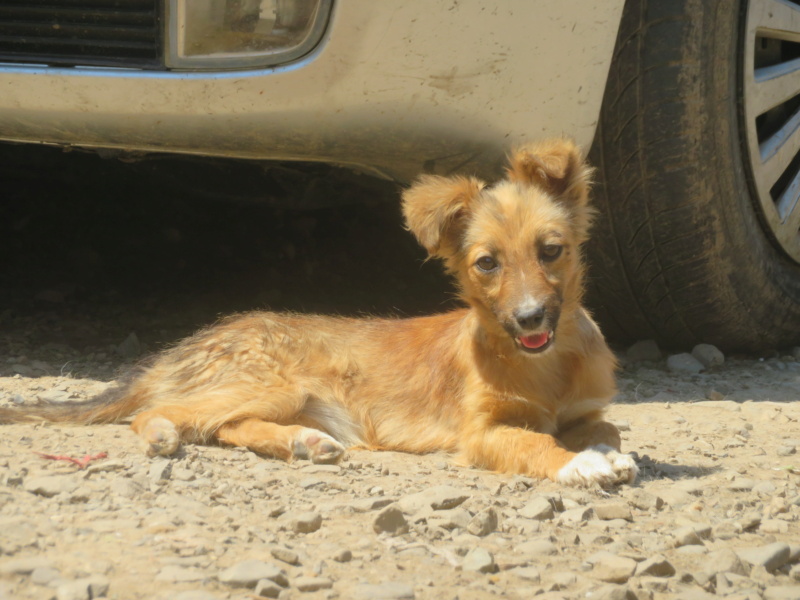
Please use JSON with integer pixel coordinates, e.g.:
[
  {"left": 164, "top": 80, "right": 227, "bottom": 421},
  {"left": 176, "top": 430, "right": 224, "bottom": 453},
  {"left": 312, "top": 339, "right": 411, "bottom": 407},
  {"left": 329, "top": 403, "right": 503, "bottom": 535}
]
[{"left": 0, "top": 381, "right": 144, "bottom": 426}]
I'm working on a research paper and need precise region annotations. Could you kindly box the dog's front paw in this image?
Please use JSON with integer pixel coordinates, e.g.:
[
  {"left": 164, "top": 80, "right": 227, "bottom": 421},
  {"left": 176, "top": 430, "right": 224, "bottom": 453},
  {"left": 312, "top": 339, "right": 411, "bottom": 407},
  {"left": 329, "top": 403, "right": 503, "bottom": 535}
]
[
  {"left": 292, "top": 429, "right": 346, "bottom": 464},
  {"left": 556, "top": 446, "right": 638, "bottom": 487},
  {"left": 141, "top": 417, "right": 181, "bottom": 457}
]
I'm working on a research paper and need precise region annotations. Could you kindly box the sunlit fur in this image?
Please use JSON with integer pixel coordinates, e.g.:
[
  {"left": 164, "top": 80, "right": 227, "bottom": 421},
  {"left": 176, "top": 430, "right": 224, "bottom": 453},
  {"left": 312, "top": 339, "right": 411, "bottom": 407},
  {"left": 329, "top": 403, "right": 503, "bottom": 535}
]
[{"left": 0, "top": 138, "right": 633, "bottom": 485}]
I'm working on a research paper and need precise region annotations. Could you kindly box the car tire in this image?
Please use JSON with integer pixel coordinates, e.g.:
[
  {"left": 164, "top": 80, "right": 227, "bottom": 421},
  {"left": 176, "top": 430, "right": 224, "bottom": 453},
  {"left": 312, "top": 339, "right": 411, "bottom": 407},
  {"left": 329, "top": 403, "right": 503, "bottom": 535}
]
[{"left": 586, "top": 0, "right": 800, "bottom": 352}]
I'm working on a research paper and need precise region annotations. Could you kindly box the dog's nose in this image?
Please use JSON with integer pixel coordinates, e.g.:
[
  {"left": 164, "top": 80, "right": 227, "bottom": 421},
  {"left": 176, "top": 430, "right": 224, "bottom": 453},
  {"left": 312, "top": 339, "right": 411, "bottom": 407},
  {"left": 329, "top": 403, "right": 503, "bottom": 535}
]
[{"left": 514, "top": 306, "right": 546, "bottom": 330}]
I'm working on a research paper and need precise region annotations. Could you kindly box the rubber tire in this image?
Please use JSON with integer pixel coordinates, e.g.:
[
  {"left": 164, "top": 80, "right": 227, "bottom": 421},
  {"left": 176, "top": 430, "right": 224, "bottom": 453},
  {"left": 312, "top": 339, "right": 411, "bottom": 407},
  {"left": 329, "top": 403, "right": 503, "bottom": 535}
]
[{"left": 586, "top": 0, "right": 800, "bottom": 353}]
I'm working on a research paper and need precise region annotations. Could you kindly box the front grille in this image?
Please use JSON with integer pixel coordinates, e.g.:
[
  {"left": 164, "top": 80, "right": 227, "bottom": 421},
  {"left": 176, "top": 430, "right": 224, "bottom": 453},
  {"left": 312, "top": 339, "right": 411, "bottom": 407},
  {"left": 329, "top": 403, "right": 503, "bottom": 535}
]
[{"left": 0, "top": 0, "right": 162, "bottom": 69}]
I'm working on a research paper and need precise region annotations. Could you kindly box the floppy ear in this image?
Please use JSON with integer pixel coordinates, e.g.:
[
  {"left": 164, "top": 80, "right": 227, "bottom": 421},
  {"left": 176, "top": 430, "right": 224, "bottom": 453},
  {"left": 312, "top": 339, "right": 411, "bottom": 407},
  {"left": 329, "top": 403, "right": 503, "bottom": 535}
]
[
  {"left": 506, "top": 138, "right": 592, "bottom": 204},
  {"left": 401, "top": 174, "right": 484, "bottom": 258},
  {"left": 507, "top": 138, "right": 595, "bottom": 241}
]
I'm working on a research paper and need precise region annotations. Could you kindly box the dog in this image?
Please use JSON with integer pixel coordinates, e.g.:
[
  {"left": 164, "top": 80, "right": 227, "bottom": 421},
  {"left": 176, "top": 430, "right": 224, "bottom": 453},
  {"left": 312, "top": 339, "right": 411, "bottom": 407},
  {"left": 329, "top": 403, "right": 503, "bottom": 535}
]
[{"left": 1, "top": 139, "right": 637, "bottom": 487}]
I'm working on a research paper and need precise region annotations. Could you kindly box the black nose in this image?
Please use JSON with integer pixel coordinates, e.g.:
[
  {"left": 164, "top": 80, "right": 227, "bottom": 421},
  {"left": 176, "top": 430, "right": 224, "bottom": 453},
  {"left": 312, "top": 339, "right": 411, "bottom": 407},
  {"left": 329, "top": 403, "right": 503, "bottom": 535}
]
[{"left": 515, "top": 306, "right": 546, "bottom": 330}]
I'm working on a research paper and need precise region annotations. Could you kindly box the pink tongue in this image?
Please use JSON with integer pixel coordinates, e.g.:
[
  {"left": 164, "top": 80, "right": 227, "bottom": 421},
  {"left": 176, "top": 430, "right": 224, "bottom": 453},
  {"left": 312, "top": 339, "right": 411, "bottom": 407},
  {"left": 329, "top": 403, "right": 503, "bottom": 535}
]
[{"left": 519, "top": 332, "right": 549, "bottom": 349}]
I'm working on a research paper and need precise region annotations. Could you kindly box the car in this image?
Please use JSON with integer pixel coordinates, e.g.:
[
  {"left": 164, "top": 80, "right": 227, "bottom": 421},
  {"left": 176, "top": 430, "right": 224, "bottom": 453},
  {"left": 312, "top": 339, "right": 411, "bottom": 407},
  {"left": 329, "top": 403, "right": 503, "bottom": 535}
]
[{"left": 0, "top": 0, "right": 798, "bottom": 352}]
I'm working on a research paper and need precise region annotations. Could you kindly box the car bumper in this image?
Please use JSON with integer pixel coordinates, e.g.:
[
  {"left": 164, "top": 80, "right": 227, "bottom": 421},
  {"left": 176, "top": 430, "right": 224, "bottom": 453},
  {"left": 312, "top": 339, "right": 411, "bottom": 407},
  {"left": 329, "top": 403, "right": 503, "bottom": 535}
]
[{"left": 0, "top": 0, "right": 624, "bottom": 182}]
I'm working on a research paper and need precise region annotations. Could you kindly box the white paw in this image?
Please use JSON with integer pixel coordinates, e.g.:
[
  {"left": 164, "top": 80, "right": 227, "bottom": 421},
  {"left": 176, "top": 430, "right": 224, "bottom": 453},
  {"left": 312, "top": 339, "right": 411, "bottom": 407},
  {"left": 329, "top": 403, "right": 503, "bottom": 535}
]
[
  {"left": 292, "top": 428, "right": 346, "bottom": 464},
  {"left": 557, "top": 446, "right": 638, "bottom": 487},
  {"left": 141, "top": 417, "right": 180, "bottom": 457}
]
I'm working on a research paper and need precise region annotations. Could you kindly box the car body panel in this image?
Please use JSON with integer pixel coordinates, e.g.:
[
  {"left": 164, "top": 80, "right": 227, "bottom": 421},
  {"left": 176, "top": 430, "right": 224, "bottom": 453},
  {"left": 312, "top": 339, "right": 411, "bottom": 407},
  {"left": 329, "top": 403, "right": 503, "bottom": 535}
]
[{"left": 0, "top": 0, "right": 625, "bottom": 181}]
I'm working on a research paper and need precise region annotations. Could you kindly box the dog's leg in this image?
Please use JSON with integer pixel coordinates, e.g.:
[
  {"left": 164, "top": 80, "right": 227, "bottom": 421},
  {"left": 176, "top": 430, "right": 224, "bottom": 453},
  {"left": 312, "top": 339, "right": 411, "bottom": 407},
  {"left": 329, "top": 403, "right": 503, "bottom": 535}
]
[
  {"left": 131, "top": 407, "right": 195, "bottom": 457},
  {"left": 556, "top": 419, "right": 638, "bottom": 486},
  {"left": 214, "top": 418, "right": 345, "bottom": 464}
]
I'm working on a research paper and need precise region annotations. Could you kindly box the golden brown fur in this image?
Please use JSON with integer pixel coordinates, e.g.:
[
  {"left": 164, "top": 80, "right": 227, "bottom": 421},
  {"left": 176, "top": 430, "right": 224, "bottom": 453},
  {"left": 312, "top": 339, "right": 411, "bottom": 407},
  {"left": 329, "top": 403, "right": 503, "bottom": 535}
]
[{"left": 0, "top": 139, "right": 637, "bottom": 486}]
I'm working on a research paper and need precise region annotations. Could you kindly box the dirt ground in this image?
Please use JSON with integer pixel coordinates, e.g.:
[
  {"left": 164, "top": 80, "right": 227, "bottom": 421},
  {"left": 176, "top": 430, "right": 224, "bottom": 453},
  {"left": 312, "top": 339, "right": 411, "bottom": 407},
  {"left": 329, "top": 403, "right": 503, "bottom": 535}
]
[{"left": 0, "top": 149, "right": 799, "bottom": 600}]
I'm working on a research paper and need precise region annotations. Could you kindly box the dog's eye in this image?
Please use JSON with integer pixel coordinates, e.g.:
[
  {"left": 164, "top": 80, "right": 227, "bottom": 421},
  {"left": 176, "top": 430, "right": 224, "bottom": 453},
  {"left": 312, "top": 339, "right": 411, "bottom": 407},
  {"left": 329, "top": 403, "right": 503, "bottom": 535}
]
[
  {"left": 541, "top": 244, "right": 563, "bottom": 261},
  {"left": 476, "top": 256, "right": 499, "bottom": 272}
]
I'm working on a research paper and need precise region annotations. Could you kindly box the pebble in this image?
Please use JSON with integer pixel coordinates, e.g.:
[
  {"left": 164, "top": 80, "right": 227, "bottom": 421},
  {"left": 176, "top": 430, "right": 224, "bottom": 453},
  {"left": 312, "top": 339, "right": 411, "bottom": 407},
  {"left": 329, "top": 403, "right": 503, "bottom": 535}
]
[
  {"left": 737, "top": 542, "right": 791, "bottom": 572},
  {"left": 626, "top": 340, "right": 662, "bottom": 362},
  {"left": 373, "top": 505, "right": 409, "bottom": 535},
  {"left": 270, "top": 546, "right": 300, "bottom": 565},
  {"left": 558, "top": 506, "right": 593, "bottom": 525},
  {"left": 254, "top": 579, "right": 283, "bottom": 598},
  {"left": 518, "top": 496, "right": 555, "bottom": 520},
  {"left": 294, "top": 576, "right": 333, "bottom": 592},
  {"left": 291, "top": 512, "right": 322, "bottom": 534},
  {"left": 462, "top": 547, "right": 497, "bottom": 573},
  {"left": 587, "top": 584, "right": 635, "bottom": 600},
  {"left": 23, "top": 475, "right": 79, "bottom": 497},
  {"left": 589, "top": 552, "right": 637, "bottom": 583},
  {"left": 517, "top": 538, "right": 558, "bottom": 557},
  {"left": 351, "top": 582, "right": 415, "bottom": 599},
  {"left": 467, "top": 507, "right": 498, "bottom": 536},
  {"left": 155, "top": 565, "right": 206, "bottom": 582},
  {"left": 634, "top": 555, "right": 675, "bottom": 577},
  {"left": 702, "top": 548, "right": 748, "bottom": 576},
  {"left": 218, "top": 560, "right": 287, "bottom": 588},
  {"left": 594, "top": 503, "right": 632, "bottom": 521},
  {"left": 0, "top": 557, "right": 55, "bottom": 575},
  {"left": 691, "top": 344, "right": 725, "bottom": 368},
  {"left": 511, "top": 566, "right": 541, "bottom": 582},
  {"left": 148, "top": 459, "right": 172, "bottom": 483},
  {"left": 30, "top": 566, "right": 61, "bottom": 586},
  {"left": 667, "top": 353, "right": 705, "bottom": 374},
  {"left": 396, "top": 485, "right": 470, "bottom": 514},
  {"left": 174, "top": 592, "right": 220, "bottom": 600},
  {"left": 764, "top": 586, "right": 800, "bottom": 600}
]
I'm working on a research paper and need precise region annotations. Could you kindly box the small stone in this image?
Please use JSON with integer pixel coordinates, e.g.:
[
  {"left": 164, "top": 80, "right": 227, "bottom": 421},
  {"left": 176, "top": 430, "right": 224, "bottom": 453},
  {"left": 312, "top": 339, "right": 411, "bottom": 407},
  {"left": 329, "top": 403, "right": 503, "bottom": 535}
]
[
  {"left": 373, "top": 505, "right": 408, "bottom": 535},
  {"left": 634, "top": 555, "right": 675, "bottom": 577},
  {"left": 218, "top": 560, "right": 287, "bottom": 588},
  {"left": 518, "top": 496, "right": 555, "bottom": 520},
  {"left": 558, "top": 506, "right": 593, "bottom": 525},
  {"left": 462, "top": 547, "right": 497, "bottom": 573},
  {"left": 23, "top": 475, "right": 79, "bottom": 497},
  {"left": 666, "top": 353, "right": 705, "bottom": 374},
  {"left": 397, "top": 485, "right": 470, "bottom": 514},
  {"left": 737, "top": 543, "right": 791, "bottom": 572},
  {"left": 760, "top": 519, "right": 790, "bottom": 534},
  {"left": 294, "top": 576, "right": 333, "bottom": 592},
  {"left": 156, "top": 565, "right": 206, "bottom": 582},
  {"left": 517, "top": 538, "right": 558, "bottom": 557},
  {"left": 702, "top": 549, "right": 748, "bottom": 576},
  {"left": 626, "top": 490, "right": 663, "bottom": 511},
  {"left": 672, "top": 526, "right": 704, "bottom": 547},
  {"left": 270, "top": 547, "right": 300, "bottom": 566},
  {"left": 626, "top": 340, "right": 662, "bottom": 362},
  {"left": 0, "top": 557, "right": 56, "bottom": 575},
  {"left": 254, "top": 579, "right": 282, "bottom": 598},
  {"left": 588, "top": 584, "right": 636, "bottom": 600},
  {"left": 777, "top": 445, "right": 796, "bottom": 456},
  {"left": 55, "top": 580, "right": 90, "bottom": 600},
  {"left": 467, "top": 507, "right": 498, "bottom": 536},
  {"left": 764, "top": 587, "right": 800, "bottom": 600},
  {"left": 511, "top": 567, "right": 541, "bottom": 582},
  {"left": 691, "top": 344, "right": 724, "bottom": 368},
  {"left": 351, "top": 582, "right": 415, "bottom": 599},
  {"left": 292, "top": 512, "right": 322, "bottom": 534},
  {"left": 594, "top": 503, "right": 632, "bottom": 521},
  {"left": 30, "top": 566, "right": 61, "bottom": 586},
  {"left": 590, "top": 552, "right": 637, "bottom": 583},
  {"left": 174, "top": 592, "right": 221, "bottom": 600},
  {"left": 148, "top": 459, "right": 172, "bottom": 483},
  {"left": 349, "top": 497, "right": 396, "bottom": 512},
  {"left": 331, "top": 548, "right": 352, "bottom": 563}
]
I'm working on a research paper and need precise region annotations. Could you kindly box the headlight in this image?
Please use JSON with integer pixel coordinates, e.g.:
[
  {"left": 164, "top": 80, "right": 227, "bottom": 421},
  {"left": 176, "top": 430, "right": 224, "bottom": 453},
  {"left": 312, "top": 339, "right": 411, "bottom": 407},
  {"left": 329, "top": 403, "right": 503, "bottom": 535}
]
[{"left": 167, "top": 0, "right": 332, "bottom": 70}]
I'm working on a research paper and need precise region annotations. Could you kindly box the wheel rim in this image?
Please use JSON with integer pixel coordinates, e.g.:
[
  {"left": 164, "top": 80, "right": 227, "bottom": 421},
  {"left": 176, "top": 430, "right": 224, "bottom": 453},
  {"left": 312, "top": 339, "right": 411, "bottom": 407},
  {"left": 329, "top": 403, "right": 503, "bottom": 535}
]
[{"left": 743, "top": 0, "right": 800, "bottom": 263}]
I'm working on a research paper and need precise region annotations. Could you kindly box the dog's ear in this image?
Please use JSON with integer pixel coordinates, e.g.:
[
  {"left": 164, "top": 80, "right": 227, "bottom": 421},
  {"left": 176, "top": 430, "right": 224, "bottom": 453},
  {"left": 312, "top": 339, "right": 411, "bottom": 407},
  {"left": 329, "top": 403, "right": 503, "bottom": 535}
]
[
  {"left": 507, "top": 138, "right": 591, "bottom": 204},
  {"left": 402, "top": 175, "right": 484, "bottom": 257}
]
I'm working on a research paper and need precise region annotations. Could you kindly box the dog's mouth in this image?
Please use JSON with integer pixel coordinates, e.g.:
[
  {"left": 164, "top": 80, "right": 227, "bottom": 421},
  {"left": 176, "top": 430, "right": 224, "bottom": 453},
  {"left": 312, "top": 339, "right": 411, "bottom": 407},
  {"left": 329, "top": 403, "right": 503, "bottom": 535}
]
[{"left": 516, "top": 330, "right": 555, "bottom": 354}]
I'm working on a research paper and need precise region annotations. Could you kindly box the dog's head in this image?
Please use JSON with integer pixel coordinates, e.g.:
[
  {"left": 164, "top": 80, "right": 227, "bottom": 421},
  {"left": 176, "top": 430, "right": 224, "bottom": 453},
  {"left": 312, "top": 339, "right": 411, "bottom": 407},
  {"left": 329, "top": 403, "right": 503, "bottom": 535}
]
[{"left": 402, "top": 138, "right": 593, "bottom": 355}]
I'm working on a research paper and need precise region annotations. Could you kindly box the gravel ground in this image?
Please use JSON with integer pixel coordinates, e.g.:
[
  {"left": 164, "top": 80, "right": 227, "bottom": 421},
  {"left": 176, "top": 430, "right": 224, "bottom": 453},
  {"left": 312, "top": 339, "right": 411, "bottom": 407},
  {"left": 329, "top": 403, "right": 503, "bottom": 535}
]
[{"left": 1, "top": 148, "right": 799, "bottom": 600}]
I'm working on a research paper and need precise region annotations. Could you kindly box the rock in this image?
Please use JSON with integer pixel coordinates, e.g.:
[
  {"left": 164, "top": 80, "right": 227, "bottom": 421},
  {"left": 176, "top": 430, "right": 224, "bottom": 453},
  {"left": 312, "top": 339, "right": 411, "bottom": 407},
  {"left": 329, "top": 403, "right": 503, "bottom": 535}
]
[
  {"left": 23, "top": 475, "right": 79, "bottom": 497},
  {"left": 626, "top": 490, "right": 663, "bottom": 511},
  {"left": 373, "top": 505, "right": 409, "bottom": 535},
  {"left": 427, "top": 507, "right": 471, "bottom": 530},
  {"left": 218, "top": 560, "right": 287, "bottom": 588},
  {"left": 110, "top": 477, "right": 144, "bottom": 499},
  {"left": 518, "top": 496, "right": 555, "bottom": 520},
  {"left": 254, "top": 579, "right": 282, "bottom": 598},
  {"left": 511, "top": 567, "right": 541, "bottom": 582},
  {"left": 594, "top": 503, "right": 632, "bottom": 521},
  {"left": 30, "top": 566, "right": 61, "bottom": 586},
  {"left": 517, "top": 538, "right": 558, "bottom": 557},
  {"left": 558, "top": 506, "right": 593, "bottom": 525},
  {"left": 634, "top": 555, "right": 675, "bottom": 577},
  {"left": 587, "top": 584, "right": 636, "bottom": 600},
  {"left": 155, "top": 565, "right": 207, "bottom": 582},
  {"left": 269, "top": 547, "right": 300, "bottom": 566},
  {"left": 294, "top": 576, "right": 333, "bottom": 592},
  {"left": 291, "top": 512, "right": 322, "bottom": 534},
  {"left": 55, "top": 577, "right": 109, "bottom": 600},
  {"left": 462, "top": 547, "right": 497, "bottom": 573},
  {"left": 351, "top": 582, "right": 415, "bottom": 599},
  {"left": 397, "top": 485, "right": 470, "bottom": 514},
  {"left": 148, "top": 459, "right": 172, "bottom": 483},
  {"left": 737, "top": 543, "right": 791, "bottom": 572},
  {"left": 672, "top": 526, "right": 704, "bottom": 547},
  {"left": 626, "top": 340, "right": 662, "bottom": 362},
  {"left": 702, "top": 549, "right": 748, "bottom": 576},
  {"left": 331, "top": 548, "right": 352, "bottom": 563},
  {"left": 349, "top": 497, "right": 396, "bottom": 512},
  {"left": 667, "top": 353, "right": 705, "bottom": 374},
  {"left": 764, "top": 587, "right": 800, "bottom": 600},
  {"left": 467, "top": 507, "right": 498, "bottom": 536},
  {"left": 0, "top": 557, "right": 55, "bottom": 575},
  {"left": 589, "top": 552, "right": 637, "bottom": 583},
  {"left": 691, "top": 344, "right": 724, "bottom": 368},
  {"left": 174, "top": 592, "right": 221, "bottom": 600}
]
